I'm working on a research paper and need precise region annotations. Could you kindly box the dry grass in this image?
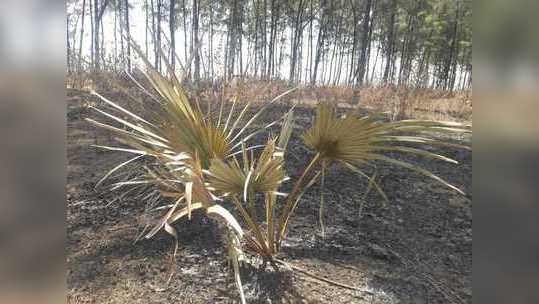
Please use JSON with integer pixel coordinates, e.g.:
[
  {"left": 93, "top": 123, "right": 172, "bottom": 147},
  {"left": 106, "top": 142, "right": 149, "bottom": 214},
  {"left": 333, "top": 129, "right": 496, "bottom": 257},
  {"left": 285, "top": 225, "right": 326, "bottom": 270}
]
[
  {"left": 202, "top": 77, "right": 472, "bottom": 122},
  {"left": 67, "top": 72, "right": 471, "bottom": 123},
  {"left": 359, "top": 86, "right": 472, "bottom": 122}
]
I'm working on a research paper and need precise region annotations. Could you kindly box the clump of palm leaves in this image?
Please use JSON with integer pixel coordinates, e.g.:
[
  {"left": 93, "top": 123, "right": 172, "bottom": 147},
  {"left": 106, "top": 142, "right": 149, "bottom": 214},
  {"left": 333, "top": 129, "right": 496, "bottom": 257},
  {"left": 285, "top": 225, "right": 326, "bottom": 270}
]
[
  {"left": 300, "top": 103, "right": 470, "bottom": 236},
  {"left": 88, "top": 50, "right": 470, "bottom": 302}
]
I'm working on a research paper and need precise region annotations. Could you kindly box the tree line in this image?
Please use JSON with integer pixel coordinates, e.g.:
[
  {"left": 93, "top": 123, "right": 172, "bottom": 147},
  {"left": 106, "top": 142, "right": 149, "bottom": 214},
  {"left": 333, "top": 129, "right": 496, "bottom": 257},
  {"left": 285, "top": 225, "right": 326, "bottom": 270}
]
[{"left": 66, "top": 0, "right": 472, "bottom": 91}]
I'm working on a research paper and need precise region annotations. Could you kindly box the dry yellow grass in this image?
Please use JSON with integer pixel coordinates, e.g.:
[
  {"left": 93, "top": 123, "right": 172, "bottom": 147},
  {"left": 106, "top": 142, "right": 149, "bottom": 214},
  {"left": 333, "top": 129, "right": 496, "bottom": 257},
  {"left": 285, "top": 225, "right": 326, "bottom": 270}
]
[
  {"left": 359, "top": 86, "right": 472, "bottom": 122},
  {"left": 67, "top": 73, "right": 471, "bottom": 122},
  {"left": 207, "top": 78, "right": 472, "bottom": 122}
]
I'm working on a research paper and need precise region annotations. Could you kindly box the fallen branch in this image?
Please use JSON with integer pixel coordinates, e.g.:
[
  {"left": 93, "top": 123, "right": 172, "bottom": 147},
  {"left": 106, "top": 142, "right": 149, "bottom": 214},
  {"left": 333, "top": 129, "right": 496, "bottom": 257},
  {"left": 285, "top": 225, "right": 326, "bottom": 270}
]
[{"left": 274, "top": 258, "right": 374, "bottom": 295}]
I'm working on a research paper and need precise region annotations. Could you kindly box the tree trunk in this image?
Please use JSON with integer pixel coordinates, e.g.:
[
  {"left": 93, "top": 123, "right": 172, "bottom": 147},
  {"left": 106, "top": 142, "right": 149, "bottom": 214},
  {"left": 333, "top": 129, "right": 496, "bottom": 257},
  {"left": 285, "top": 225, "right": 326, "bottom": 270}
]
[
  {"left": 364, "top": 0, "right": 376, "bottom": 85},
  {"left": 145, "top": 0, "right": 149, "bottom": 58},
  {"left": 397, "top": 14, "right": 412, "bottom": 87},
  {"left": 448, "top": 4, "right": 461, "bottom": 91},
  {"left": 182, "top": 0, "right": 188, "bottom": 73},
  {"left": 100, "top": 16, "right": 105, "bottom": 66},
  {"left": 67, "top": 14, "right": 72, "bottom": 73},
  {"left": 209, "top": 2, "right": 214, "bottom": 79},
  {"left": 119, "top": 1, "right": 125, "bottom": 66},
  {"left": 90, "top": 0, "right": 94, "bottom": 68},
  {"left": 382, "top": 0, "right": 396, "bottom": 84},
  {"left": 169, "top": 0, "right": 176, "bottom": 70},
  {"left": 113, "top": 4, "right": 117, "bottom": 70},
  {"left": 308, "top": 0, "right": 313, "bottom": 83},
  {"left": 253, "top": 0, "right": 259, "bottom": 77},
  {"left": 77, "top": 0, "right": 87, "bottom": 71},
  {"left": 93, "top": 0, "right": 99, "bottom": 70},
  {"left": 91, "top": 0, "right": 109, "bottom": 71},
  {"left": 355, "top": 0, "right": 372, "bottom": 87},
  {"left": 289, "top": 0, "right": 304, "bottom": 83},
  {"left": 124, "top": 0, "right": 131, "bottom": 71},
  {"left": 151, "top": 0, "right": 157, "bottom": 68},
  {"left": 93, "top": 0, "right": 100, "bottom": 70},
  {"left": 348, "top": 0, "right": 359, "bottom": 85},
  {"left": 157, "top": 0, "right": 162, "bottom": 71},
  {"left": 238, "top": 1, "right": 244, "bottom": 76},
  {"left": 311, "top": 0, "right": 327, "bottom": 85},
  {"left": 369, "top": 44, "right": 380, "bottom": 83},
  {"left": 262, "top": 0, "right": 267, "bottom": 77},
  {"left": 267, "top": 0, "right": 276, "bottom": 78},
  {"left": 192, "top": 0, "right": 200, "bottom": 81}
]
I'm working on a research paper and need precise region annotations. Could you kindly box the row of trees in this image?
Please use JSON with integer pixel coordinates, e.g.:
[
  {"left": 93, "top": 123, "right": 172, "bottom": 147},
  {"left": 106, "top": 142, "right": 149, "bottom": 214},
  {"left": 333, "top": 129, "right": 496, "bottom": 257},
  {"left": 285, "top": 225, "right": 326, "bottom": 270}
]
[{"left": 66, "top": 0, "right": 472, "bottom": 91}]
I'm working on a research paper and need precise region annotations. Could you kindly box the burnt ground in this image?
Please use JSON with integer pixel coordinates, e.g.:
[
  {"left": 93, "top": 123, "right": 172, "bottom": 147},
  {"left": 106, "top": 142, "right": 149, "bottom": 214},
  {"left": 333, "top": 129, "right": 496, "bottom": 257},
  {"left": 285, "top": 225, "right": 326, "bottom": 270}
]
[{"left": 67, "top": 89, "right": 472, "bottom": 304}]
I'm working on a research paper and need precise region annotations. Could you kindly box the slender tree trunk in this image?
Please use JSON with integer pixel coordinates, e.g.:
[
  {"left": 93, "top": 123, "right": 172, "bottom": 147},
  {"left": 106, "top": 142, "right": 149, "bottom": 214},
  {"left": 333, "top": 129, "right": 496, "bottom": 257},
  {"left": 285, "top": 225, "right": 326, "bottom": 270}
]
[
  {"left": 145, "top": 0, "right": 149, "bottom": 58},
  {"left": 67, "top": 15, "right": 72, "bottom": 73},
  {"left": 466, "top": 67, "right": 472, "bottom": 89},
  {"left": 90, "top": 0, "right": 94, "bottom": 68},
  {"left": 442, "top": 3, "right": 459, "bottom": 90},
  {"left": 311, "top": 0, "right": 327, "bottom": 85},
  {"left": 151, "top": 0, "right": 157, "bottom": 68},
  {"left": 224, "top": 27, "right": 229, "bottom": 79},
  {"left": 124, "top": 0, "right": 131, "bottom": 70},
  {"left": 369, "top": 44, "right": 380, "bottom": 84},
  {"left": 253, "top": 0, "right": 259, "bottom": 77},
  {"left": 327, "top": 40, "right": 337, "bottom": 85},
  {"left": 289, "top": 0, "right": 304, "bottom": 83},
  {"left": 334, "top": 41, "right": 345, "bottom": 85},
  {"left": 91, "top": 0, "right": 109, "bottom": 70},
  {"left": 77, "top": 0, "right": 87, "bottom": 71},
  {"left": 157, "top": 0, "right": 162, "bottom": 71},
  {"left": 277, "top": 27, "right": 285, "bottom": 78},
  {"left": 169, "top": 0, "right": 176, "bottom": 70},
  {"left": 93, "top": 0, "right": 99, "bottom": 70},
  {"left": 364, "top": 0, "right": 376, "bottom": 85},
  {"left": 383, "top": 0, "right": 396, "bottom": 84},
  {"left": 100, "top": 17, "right": 105, "bottom": 66},
  {"left": 267, "top": 0, "right": 276, "bottom": 78},
  {"left": 113, "top": 4, "right": 118, "bottom": 70},
  {"left": 209, "top": 3, "right": 214, "bottom": 79},
  {"left": 348, "top": 2, "right": 359, "bottom": 85},
  {"left": 119, "top": 0, "right": 125, "bottom": 66},
  {"left": 355, "top": 0, "right": 372, "bottom": 87},
  {"left": 308, "top": 0, "right": 313, "bottom": 83},
  {"left": 397, "top": 14, "right": 412, "bottom": 87},
  {"left": 182, "top": 0, "right": 188, "bottom": 72},
  {"left": 238, "top": 0, "right": 244, "bottom": 76},
  {"left": 262, "top": 0, "right": 267, "bottom": 77},
  {"left": 417, "top": 30, "right": 433, "bottom": 88},
  {"left": 329, "top": 8, "right": 343, "bottom": 85},
  {"left": 192, "top": 0, "right": 200, "bottom": 81},
  {"left": 449, "top": 4, "right": 461, "bottom": 91}
]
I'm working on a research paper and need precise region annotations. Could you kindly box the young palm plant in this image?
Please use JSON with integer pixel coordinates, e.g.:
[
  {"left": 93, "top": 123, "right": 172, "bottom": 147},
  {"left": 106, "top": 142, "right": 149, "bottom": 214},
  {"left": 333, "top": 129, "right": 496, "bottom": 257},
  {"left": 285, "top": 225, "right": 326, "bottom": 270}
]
[
  {"left": 87, "top": 43, "right": 296, "bottom": 302},
  {"left": 205, "top": 109, "right": 295, "bottom": 260},
  {"left": 276, "top": 103, "right": 471, "bottom": 239}
]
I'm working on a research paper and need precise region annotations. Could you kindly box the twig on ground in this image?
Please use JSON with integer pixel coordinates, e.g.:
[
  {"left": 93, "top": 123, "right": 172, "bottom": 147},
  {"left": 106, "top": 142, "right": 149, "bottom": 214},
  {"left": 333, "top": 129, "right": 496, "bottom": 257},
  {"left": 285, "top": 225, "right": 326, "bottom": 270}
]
[{"left": 274, "top": 258, "right": 374, "bottom": 295}]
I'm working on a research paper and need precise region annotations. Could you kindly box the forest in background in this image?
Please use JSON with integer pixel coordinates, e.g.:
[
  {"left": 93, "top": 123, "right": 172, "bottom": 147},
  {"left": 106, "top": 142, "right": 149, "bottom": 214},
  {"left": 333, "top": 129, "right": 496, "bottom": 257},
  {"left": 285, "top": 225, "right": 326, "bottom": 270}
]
[{"left": 66, "top": 0, "right": 471, "bottom": 91}]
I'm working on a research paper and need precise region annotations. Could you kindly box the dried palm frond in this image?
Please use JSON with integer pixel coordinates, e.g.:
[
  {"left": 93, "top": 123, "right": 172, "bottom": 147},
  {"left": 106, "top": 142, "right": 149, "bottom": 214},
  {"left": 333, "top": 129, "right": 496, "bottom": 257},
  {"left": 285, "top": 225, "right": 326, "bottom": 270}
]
[
  {"left": 207, "top": 139, "right": 287, "bottom": 199},
  {"left": 202, "top": 110, "right": 294, "bottom": 258},
  {"left": 206, "top": 137, "right": 288, "bottom": 257},
  {"left": 278, "top": 103, "right": 471, "bottom": 240},
  {"left": 303, "top": 103, "right": 470, "bottom": 195}
]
